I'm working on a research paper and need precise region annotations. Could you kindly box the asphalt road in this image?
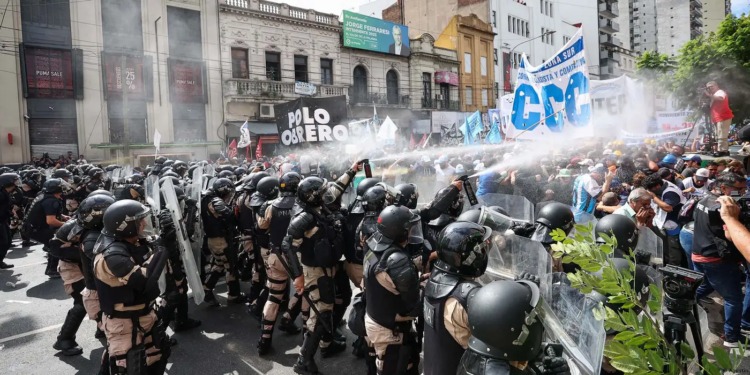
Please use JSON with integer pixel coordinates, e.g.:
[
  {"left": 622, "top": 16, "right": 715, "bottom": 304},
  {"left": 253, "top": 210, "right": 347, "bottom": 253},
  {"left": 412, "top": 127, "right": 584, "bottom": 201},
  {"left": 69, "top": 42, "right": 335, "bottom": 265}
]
[{"left": 0, "top": 240, "right": 366, "bottom": 375}]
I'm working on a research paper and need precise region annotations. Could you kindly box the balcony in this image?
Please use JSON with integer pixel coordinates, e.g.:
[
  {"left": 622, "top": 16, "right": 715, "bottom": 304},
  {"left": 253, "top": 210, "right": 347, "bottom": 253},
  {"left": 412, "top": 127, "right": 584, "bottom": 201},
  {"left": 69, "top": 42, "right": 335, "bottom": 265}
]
[
  {"left": 421, "top": 96, "right": 460, "bottom": 111},
  {"left": 599, "top": 34, "right": 621, "bottom": 47},
  {"left": 350, "top": 91, "right": 410, "bottom": 107},
  {"left": 690, "top": 5, "right": 703, "bottom": 18},
  {"left": 599, "top": 19, "right": 619, "bottom": 34},
  {"left": 598, "top": 2, "right": 619, "bottom": 19},
  {"left": 221, "top": 0, "right": 338, "bottom": 26},
  {"left": 224, "top": 79, "right": 348, "bottom": 100}
]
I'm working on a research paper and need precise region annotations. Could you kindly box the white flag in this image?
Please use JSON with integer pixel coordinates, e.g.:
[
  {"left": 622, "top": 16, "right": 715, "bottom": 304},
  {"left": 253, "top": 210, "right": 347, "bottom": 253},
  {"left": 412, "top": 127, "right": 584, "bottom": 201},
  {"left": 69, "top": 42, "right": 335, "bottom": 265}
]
[
  {"left": 153, "top": 129, "right": 162, "bottom": 153},
  {"left": 237, "top": 120, "right": 251, "bottom": 148}
]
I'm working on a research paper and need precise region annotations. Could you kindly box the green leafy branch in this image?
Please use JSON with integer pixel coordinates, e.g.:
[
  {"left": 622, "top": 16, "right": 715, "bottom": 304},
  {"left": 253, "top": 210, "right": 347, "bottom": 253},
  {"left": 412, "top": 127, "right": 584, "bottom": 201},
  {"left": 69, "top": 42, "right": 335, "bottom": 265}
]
[{"left": 549, "top": 224, "right": 743, "bottom": 374}]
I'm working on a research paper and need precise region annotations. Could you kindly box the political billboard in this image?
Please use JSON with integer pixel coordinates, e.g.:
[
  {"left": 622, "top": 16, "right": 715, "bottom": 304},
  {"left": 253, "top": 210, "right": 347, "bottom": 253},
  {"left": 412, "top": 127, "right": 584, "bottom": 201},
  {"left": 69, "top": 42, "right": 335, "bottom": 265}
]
[
  {"left": 507, "top": 28, "right": 592, "bottom": 140},
  {"left": 343, "top": 10, "right": 410, "bottom": 57},
  {"left": 275, "top": 96, "right": 349, "bottom": 147}
]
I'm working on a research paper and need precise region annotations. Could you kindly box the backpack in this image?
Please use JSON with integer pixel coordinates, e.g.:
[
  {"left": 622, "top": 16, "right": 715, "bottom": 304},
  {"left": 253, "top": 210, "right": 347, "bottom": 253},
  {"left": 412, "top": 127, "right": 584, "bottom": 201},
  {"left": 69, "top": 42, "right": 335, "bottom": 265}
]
[{"left": 678, "top": 196, "right": 701, "bottom": 224}]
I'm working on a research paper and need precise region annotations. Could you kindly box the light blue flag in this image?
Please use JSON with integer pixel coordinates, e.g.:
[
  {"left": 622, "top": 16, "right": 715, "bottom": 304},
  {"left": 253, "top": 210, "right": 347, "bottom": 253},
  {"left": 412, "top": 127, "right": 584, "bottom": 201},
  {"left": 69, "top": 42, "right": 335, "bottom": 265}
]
[
  {"left": 458, "top": 120, "right": 473, "bottom": 145},
  {"left": 467, "top": 111, "right": 483, "bottom": 138},
  {"left": 486, "top": 120, "right": 502, "bottom": 144}
]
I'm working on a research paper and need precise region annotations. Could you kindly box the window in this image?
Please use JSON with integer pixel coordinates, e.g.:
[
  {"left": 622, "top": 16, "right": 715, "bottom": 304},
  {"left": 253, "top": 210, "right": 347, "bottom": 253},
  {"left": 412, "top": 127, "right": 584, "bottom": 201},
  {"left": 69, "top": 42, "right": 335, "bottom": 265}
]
[
  {"left": 480, "top": 56, "right": 487, "bottom": 76},
  {"left": 492, "top": 11, "right": 496, "bottom": 27},
  {"left": 265, "top": 51, "right": 281, "bottom": 81},
  {"left": 320, "top": 58, "right": 333, "bottom": 85},
  {"left": 481, "top": 89, "right": 488, "bottom": 107},
  {"left": 465, "top": 87, "right": 473, "bottom": 106},
  {"left": 563, "top": 35, "right": 571, "bottom": 44},
  {"left": 464, "top": 53, "right": 472, "bottom": 73},
  {"left": 422, "top": 72, "right": 432, "bottom": 108},
  {"left": 494, "top": 48, "right": 498, "bottom": 65},
  {"left": 352, "top": 65, "right": 368, "bottom": 104},
  {"left": 231, "top": 48, "right": 249, "bottom": 79},
  {"left": 386, "top": 69, "right": 399, "bottom": 105},
  {"left": 294, "top": 55, "right": 308, "bottom": 83},
  {"left": 508, "top": 16, "right": 512, "bottom": 32}
]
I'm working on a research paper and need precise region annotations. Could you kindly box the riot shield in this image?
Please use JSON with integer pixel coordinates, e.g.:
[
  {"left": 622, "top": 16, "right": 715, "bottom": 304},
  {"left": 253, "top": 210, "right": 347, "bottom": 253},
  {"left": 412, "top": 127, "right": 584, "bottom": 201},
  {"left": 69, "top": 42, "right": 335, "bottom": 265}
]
[
  {"left": 634, "top": 227, "right": 663, "bottom": 267},
  {"left": 480, "top": 231, "right": 552, "bottom": 283},
  {"left": 538, "top": 273, "right": 606, "bottom": 375},
  {"left": 202, "top": 164, "right": 215, "bottom": 191},
  {"left": 572, "top": 206, "right": 597, "bottom": 226},
  {"left": 162, "top": 178, "right": 205, "bottom": 304},
  {"left": 477, "top": 206, "right": 514, "bottom": 232},
  {"left": 145, "top": 175, "right": 157, "bottom": 201},
  {"left": 189, "top": 166, "right": 204, "bottom": 265},
  {"left": 476, "top": 193, "right": 535, "bottom": 223},
  {"left": 150, "top": 177, "right": 161, "bottom": 215},
  {"left": 190, "top": 165, "right": 203, "bottom": 204}
]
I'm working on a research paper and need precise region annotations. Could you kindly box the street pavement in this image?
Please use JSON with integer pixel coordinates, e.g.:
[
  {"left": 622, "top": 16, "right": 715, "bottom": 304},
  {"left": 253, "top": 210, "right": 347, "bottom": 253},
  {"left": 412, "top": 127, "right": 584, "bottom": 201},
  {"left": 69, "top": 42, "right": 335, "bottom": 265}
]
[{"left": 0, "top": 240, "right": 366, "bottom": 375}]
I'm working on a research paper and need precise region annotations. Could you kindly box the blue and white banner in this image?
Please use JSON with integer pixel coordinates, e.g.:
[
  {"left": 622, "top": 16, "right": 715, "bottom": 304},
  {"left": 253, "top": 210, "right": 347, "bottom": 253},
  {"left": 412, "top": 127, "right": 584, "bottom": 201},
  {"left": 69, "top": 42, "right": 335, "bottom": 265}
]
[{"left": 507, "top": 28, "right": 592, "bottom": 140}]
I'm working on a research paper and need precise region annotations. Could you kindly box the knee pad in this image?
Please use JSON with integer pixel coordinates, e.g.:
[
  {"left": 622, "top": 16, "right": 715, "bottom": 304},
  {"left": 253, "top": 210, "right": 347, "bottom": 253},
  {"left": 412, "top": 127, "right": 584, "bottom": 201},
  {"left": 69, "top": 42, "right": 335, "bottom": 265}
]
[{"left": 316, "top": 276, "right": 335, "bottom": 305}]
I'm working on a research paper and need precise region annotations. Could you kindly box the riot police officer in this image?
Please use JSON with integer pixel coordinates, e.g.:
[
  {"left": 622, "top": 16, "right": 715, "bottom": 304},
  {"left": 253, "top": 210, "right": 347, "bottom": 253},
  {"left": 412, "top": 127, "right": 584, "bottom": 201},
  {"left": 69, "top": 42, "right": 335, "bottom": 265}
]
[
  {"left": 236, "top": 172, "right": 270, "bottom": 311},
  {"left": 25, "top": 178, "right": 70, "bottom": 278},
  {"left": 457, "top": 279, "right": 570, "bottom": 375},
  {"left": 529, "top": 202, "right": 575, "bottom": 272},
  {"left": 49, "top": 219, "right": 86, "bottom": 356},
  {"left": 284, "top": 162, "right": 362, "bottom": 374},
  {"left": 594, "top": 214, "right": 639, "bottom": 258},
  {"left": 246, "top": 175, "right": 279, "bottom": 318},
  {"left": 363, "top": 205, "right": 422, "bottom": 375},
  {"left": 423, "top": 221, "right": 491, "bottom": 375},
  {"left": 78, "top": 193, "right": 116, "bottom": 343},
  {"left": 345, "top": 178, "right": 380, "bottom": 287},
  {"left": 93, "top": 200, "right": 171, "bottom": 374},
  {"left": 0, "top": 173, "right": 19, "bottom": 268},
  {"left": 256, "top": 172, "right": 302, "bottom": 355},
  {"left": 201, "top": 178, "right": 243, "bottom": 306}
]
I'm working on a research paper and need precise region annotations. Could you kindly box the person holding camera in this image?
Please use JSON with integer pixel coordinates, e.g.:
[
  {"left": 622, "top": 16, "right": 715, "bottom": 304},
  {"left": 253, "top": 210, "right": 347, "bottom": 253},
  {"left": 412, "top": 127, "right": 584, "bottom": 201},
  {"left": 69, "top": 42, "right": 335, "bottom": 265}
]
[
  {"left": 692, "top": 172, "right": 749, "bottom": 347},
  {"left": 705, "top": 81, "right": 733, "bottom": 157}
]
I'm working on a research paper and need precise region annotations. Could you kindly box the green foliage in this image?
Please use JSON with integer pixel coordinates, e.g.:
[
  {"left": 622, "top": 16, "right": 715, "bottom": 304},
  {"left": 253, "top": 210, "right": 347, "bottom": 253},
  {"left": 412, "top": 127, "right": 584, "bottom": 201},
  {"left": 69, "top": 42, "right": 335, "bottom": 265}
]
[
  {"left": 671, "top": 14, "right": 750, "bottom": 123},
  {"left": 635, "top": 51, "right": 673, "bottom": 83},
  {"left": 550, "top": 224, "right": 744, "bottom": 374}
]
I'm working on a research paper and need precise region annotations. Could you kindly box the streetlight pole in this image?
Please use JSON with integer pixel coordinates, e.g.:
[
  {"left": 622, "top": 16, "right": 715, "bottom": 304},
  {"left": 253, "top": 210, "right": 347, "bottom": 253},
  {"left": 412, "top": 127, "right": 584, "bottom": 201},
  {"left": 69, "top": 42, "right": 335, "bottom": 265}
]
[{"left": 508, "top": 30, "right": 556, "bottom": 91}]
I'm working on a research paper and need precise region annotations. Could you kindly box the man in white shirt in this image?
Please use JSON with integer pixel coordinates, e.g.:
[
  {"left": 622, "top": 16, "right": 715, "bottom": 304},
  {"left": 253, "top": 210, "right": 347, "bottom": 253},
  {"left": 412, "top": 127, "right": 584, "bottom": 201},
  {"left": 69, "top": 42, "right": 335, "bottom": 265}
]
[{"left": 682, "top": 168, "right": 710, "bottom": 199}]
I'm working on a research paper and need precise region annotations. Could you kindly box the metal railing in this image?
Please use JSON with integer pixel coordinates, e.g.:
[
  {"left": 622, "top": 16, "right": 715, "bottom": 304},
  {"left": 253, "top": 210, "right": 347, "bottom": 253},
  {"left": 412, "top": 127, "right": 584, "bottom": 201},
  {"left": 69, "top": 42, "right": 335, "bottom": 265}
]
[{"left": 224, "top": 79, "right": 347, "bottom": 98}]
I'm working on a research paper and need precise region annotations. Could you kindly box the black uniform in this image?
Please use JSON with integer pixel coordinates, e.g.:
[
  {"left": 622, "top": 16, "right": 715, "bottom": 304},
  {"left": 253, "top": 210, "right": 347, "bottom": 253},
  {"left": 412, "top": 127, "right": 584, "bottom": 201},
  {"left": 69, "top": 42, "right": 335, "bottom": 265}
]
[
  {"left": 24, "top": 192, "right": 64, "bottom": 275},
  {"left": 0, "top": 187, "right": 12, "bottom": 264},
  {"left": 201, "top": 189, "right": 242, "bottom": 302}
]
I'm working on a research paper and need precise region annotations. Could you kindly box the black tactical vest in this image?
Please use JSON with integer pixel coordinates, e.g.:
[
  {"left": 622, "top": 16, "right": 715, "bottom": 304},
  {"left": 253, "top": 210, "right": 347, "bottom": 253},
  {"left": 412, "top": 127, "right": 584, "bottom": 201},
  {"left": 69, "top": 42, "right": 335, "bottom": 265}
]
[
  {"left": 237, "top": 192, "right": 255, "bottom": 233},
  {"left": 80, "top": 230, "right": 100, "bottom": 290},
  {"left": 201, "top": 194, "right": 229, "bottom": 238},
  {"left": 693, "top": 194, "right": 740, "bottom": 260},
  {"left": 251, "top": 196, "right": 270, "bottom": 249},
  {"left": 269, "top": 196, "right": 295, "bottom": 248},
  {"left": 363, "top": 248, "right": 408, "bottom": 331},
  {"left": 95, "top": 241, "right": 152, "bottom": 317}
]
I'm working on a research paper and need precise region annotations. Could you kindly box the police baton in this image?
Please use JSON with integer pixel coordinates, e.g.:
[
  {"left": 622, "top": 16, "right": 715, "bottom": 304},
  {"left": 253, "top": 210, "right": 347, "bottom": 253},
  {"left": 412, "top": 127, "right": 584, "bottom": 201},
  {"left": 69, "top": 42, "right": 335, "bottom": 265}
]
[{"left": 269, "top": 247, "right": 335, "bottom": 335}]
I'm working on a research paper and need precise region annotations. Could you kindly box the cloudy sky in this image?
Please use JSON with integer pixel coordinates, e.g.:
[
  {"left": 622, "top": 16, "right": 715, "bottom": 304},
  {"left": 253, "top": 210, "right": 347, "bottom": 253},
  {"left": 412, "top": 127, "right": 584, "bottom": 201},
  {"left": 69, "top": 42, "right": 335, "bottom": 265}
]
[{"left": 733, "top": 0, "right": 750, "bottom": 16}]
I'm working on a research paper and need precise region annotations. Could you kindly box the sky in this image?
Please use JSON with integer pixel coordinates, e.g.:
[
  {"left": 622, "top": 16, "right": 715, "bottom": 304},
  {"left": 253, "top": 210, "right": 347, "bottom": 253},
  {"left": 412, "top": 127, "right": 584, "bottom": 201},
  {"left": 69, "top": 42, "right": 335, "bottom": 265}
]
[
  {"left": 733, "top": 0, "right": 750, "bottom": 16},
  {"left": 282, "top": 0, "right": 750, "bottom": 18}
]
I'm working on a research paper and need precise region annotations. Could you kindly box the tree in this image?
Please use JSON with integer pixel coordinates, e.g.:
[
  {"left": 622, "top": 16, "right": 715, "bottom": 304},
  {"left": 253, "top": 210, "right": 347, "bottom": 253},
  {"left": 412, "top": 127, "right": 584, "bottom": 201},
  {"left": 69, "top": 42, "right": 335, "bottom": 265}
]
[
  {"left": 671, "top": 15, "right": 750, "bottom": 123},
  {"left": 550, "top": 225, "right": 744, "bottom": 374},
  {"left": 636, "top": 51, "right": 673, "bottom": 82}
]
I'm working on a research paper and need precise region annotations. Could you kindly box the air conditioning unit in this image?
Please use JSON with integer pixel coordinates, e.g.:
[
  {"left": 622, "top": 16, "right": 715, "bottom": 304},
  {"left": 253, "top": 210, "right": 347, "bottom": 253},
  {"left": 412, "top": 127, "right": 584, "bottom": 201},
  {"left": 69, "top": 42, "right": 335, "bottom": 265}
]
[
  {"left": 435, "top": 94, "right": 444, "bottom": 101},
  {"left": 259, "top": 103, "right": 275, "bottom": 119}
]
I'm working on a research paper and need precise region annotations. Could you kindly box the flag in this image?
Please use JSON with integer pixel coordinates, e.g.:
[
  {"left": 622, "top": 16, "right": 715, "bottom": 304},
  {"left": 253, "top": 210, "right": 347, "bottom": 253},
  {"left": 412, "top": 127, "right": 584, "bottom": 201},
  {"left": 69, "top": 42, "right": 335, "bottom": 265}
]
[
  {"left": 153, "top": 129, "right": 162, "bottom": 153},
  {"left": 376, "top": 116, "right": 398, "bottom": 144},
  {"left": 372, "top": 104, "right": 380, "bottom": 126},
  {"left": 227, "top": 139, "right": 237, "bottom": 159},
  {"left": 255, "top": 137, "right": 263, "bottom": 159},
  {"left": 486, "top": 120, "right": 503, "bottom": 144},
  {"left": 237, "top": 120, "right": 251, "bottom": 148},
  {"left": 409, "top": 133, "right": 416, "bottom": 149},
  {"left": 419, "top": 133, "right": 428, "bottom": 148},
  {"left": 459, "top": 120, "right": 472, "bottom": 145},
  {"left": 467, "top": 111, "right": 483, "bottom": 138}
]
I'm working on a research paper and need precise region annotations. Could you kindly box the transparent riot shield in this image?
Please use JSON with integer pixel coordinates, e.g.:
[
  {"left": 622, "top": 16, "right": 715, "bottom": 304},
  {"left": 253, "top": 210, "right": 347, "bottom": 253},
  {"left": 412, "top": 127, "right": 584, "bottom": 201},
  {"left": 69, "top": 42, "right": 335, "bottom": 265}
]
[
  {"left": 480, "top": 231, "right": 552, "bottom": 283},
  {"left": 162, "top": 178, "right": 205, "bottom": 304},
  {"left": 477, "top": 206, "right": 515, "bottom": 232},
  {"left": 189, "top": 166, "right": 204, "bottom": 265},
  {"left": 571, "top": 206, "right": 597, "bottom": 226},
  {"left": 190, "top": 166, "right": 203, "bottom": 204},
  {"left": 476, "top": 193, "right": 535, "bottom": 223},
  {"left": 634, "top": 227, "right": 664, "bottom": 267},
  {"left": 150, "top": 177, "right": 161, "bottom": 215},
  {"left": 203, "top": 164, "right": 215, "bottom": 191},
  {"left": 145, "top": 175, "right": 157, "bottom": 201},
  {"left": 539, "top": 273, "right": 606, "bottom": 375}
]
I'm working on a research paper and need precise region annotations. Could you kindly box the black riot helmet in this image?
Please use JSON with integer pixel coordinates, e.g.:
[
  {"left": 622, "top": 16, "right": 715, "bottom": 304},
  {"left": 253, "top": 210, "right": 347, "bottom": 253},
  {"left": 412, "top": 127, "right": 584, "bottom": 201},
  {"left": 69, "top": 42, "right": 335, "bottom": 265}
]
[
  {"left": 55, "top": 219, "right": 84, "bottom": 243},
  {"left": 467, "top": 279, "right": 545, "bottom": 361},
  {"left": 88, "top": 167, "right": 104, "bottom": 180},
  {"left": 88, "top": 189, "right": 114, "bottom": 198},
  {"left": 102, "top": 200, "right": 152, "bottom": 238},
  {"left": 456, "top": 207, "right": 482, "bottom": 224},
  {"left": 163, "top": 159, "right": 175, "bottom": 167},
  {"left": 104, "top": 165, "right": 120, "bottom": 172},
  {"left": 234, "top": 167, "right": 248, "bottom": 179},
  {"left": 212, "top": 178, "right": 234, "bottom": 199},
  {"left": 595, "top": 214, "right": 638, "bottom": 255},
  {"left": 78, "top": 194, "right": 116, "bottom": 230},
  {"left": 0, "top": 166, "right": 11, "bottom": 174},
  {"left": 0, "top": 173, "right": 20, "bottom": 189},
  {"left": 154, "top": 156, "right": 167, "bottom": 165},
  {"left": 158, "top": 176, "right": 181, "bottom": 188},
  {"left": 53, "top": 169, "right": 72, "bottom": 181},
  {"left": 297, "top": 176, "right": 328, "bottom": 206},
  {"left": 160, "top": 170, "right": 180, "bottom": 179},
  {"left": 218, "top": 170, "right": 236, "bottom": 182},
  {"left": 394, "top": 183, "right": 419, "bottom": 209},
  {"left": 535, "top": 202, "right": 574, "bottom": 232},
  {"left": 80, "top": 164, "right": 93, "bottom": 175},
  {"left": 356, "top": 178, "right": 380, "bottom": 197},
  {"left": 362, "top": 185, "right": 388, "bottom": 213},
  {"left": 125, "top": 174, "right": 145, "bottom": 185},
  {"left": 256, "top": 176, "right": 280, "bottom": 200},
  {"left": 172, "top": 161, "right": 188, "bottom": 176},
  {"left": 65, "top": 164, "right": 78, "bottom": 174},
  {"left": 376, "top": 205, "right": 420, "bottom": 245},
  {"left": 117, "top": 184, "right": 145, "bottom": 202},
  {"left": 435, "top": 221, "right": 492, "bottom": 277},
  {"left": 43, "top": 178, "right": 64, "bottom": 194},
  {"left": 279, "top": 172, "right": 302, "bottom": 193},
  {"left": 247, "top": 171, "right": 269, "bottom": 191}
]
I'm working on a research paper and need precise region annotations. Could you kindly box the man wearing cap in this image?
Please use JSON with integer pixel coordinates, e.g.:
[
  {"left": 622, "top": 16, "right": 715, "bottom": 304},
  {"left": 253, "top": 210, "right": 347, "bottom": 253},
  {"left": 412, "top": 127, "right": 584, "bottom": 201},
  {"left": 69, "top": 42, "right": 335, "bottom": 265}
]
[
  {"left": 683, "top": 168, "right": 710, "bottom": 198},
  {"left": 684, "top": 155, "right": 702, "bottom": 171},
  {"left": 572, "top": 165, "right": 614, "bottom": 221},
  {"left": 705, "top": 81, "right": 733, "bottom": 157}
]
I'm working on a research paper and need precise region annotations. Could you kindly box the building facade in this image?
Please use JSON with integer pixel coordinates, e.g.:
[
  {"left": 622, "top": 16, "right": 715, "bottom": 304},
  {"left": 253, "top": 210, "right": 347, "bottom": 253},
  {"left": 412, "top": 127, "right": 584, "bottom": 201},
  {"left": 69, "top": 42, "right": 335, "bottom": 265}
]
[
  {"left": 597, "top": 0, "right": 623, "bottom": 79},
  {"left": 656, "top": 0, "right": 703, "bottom": 57},
  {"left": 701, "top": 0, "right": 730, "bottom": 37},
  {"left": 435, "top": 14, "right": 496, "bottom": 112},
  {"left": 0, "top": 0, "right": 225, "bottom": 165}
]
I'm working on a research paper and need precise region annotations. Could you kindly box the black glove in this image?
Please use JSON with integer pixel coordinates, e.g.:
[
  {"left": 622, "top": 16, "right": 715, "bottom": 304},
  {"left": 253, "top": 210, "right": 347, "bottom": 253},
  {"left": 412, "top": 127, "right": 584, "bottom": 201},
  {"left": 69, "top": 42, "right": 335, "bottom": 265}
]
[
  {"left": 158, "top": 211, "right": 177, "bottom": 242},
  {"left": 515, "top": 272, "right": 540, "bottom": 286},
  {"left": 511, "top": 222, "right": 536, "bottom": 237},
  {"left": 541, "top": 345, "right": 570, "bottom": 375}
]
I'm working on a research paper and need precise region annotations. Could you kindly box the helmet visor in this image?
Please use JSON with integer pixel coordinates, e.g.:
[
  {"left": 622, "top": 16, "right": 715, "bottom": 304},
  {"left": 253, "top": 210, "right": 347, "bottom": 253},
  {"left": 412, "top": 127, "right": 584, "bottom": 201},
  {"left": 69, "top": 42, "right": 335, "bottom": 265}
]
[
  {"left": 530, "top": 223, "right": 554, "bottom": 244},
  {"left": 407, "top": 216, "right": 424, "bottom": 245},
  {"left": 136, "top": 209, "right": 155, "bottom": 238}
]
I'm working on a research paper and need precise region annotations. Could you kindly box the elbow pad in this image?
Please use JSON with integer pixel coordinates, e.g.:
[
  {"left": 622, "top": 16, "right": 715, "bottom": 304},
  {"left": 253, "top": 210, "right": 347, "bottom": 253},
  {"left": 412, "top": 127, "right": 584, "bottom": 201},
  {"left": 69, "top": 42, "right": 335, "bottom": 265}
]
[
  {"left": 281, "top": 235, "right": 303, "bottom": 278},
  {"left": 423, "top": 186, "right": 459, "bottom": 220},
  {"left": 144, "top": 249, "right": 168, "bottom": 294}
]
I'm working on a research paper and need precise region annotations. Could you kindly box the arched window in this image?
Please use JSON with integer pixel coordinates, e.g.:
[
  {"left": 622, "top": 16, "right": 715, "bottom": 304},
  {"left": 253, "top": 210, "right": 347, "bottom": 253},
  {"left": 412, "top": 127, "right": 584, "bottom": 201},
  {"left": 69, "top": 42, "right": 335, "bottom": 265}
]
[
  {"left": 386, "top": 69, "right": 399, "bottom": 105},
  {"left": 353, "top": 66, "right": 368, "bottom": 104}
]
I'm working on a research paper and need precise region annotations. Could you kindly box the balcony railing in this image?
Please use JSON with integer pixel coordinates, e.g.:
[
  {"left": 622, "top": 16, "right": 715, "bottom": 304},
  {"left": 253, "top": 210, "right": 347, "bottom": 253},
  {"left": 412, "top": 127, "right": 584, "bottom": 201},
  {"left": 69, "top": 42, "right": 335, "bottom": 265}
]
[
  {"left": 422, "top": 96, "right": 460, "bottom": 111},
  {"left": 598, "top": 2, "right": 618, "bottom": 18},
  {"left": 221, "top": 0, "right": 339, "bottom": 26},
  {"left": 224, "top": 79, "right": 348, "bottom": 99},
  {"left": 350, "top": 92, "right": 410, "bottom": 107}
]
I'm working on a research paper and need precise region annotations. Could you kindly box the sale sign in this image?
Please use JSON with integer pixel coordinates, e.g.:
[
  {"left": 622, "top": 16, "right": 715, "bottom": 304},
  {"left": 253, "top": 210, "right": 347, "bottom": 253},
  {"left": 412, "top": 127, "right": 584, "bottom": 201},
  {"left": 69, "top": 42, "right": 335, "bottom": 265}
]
[
  {"left": 169, "top": 59, "right": 205, "bottom": 103},
  {"left": 103, "top": 53, "right": 145, "bottom": 98},
  {"left": 507, "top": 28, "right": 592, "bottom": 140},
  {"left": 23, "top": 46, "right": 74, "bottom": 99}
]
